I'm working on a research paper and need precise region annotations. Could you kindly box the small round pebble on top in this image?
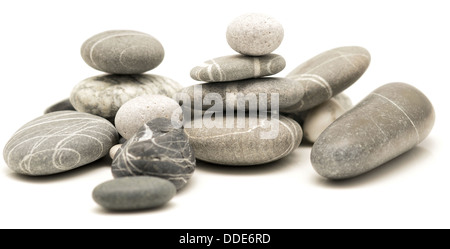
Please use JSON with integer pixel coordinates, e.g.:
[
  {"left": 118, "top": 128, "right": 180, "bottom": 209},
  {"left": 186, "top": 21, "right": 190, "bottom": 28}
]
[{"left": 226, "top": 13, "right": 284, "bottom": 56}]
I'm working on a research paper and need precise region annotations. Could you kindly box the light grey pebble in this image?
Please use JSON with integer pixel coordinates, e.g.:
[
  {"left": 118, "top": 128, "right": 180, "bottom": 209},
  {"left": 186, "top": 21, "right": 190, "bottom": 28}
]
[
  {"left": 112, "top": 118, "right": 195, "bottom": 190},
  {"left": 226, "top": 13, "right": 284, "bottom": 56},
  {"left": 190, "top": 54, "right": 285, "bottom": 82},
  {"left": 115, "top": 94, "right": 183, "bottom": 139},
  {"left": 3, "top": 111, "right": 119, "bottom": 175},
  {"left": 184, "top": 114, "right": 302, "bottom": 165},
  {"left": 109, "top": 144, "right": 122, "bottom": 159},
  {"left": 177, "top": 77, "right": 304, "bottom": 112},
  {"left": 70, "top": 74, "right": 182, "bottom": 119},
  {"left": 92, "top": 176, "right": 176, "bottom": 211},
  {"left": 81, "top": 30, "right": 164, "bottom": 74},
  {"left": 284, "top": 46, "right": 371, "bottom": 112},
  {"left": 303, "top": 93, "right": 353, "bottom": 143},
  {"left": 44, "top": 98, "right": 75, "bottom": 114},
  {"left": 311, "top": 82, "right": 435, "bottom": 179}
]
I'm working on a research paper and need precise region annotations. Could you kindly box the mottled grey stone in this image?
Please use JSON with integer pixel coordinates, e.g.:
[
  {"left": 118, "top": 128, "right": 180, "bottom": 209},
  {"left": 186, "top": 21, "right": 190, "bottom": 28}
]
[
  {"left": 184, "top": 114, "right": 302, "bottom": 165},
  {"left": 81, "top": 30, "right": 164, "bottom": 74},
  {"left": 92, "top": 176, "right": 176, "bottom": 211},
  {"left": 311, "top": 83, "right": 435, "bottom": 179},
  {"left": 115, "top": 94, "right": 183, "bottom": 139},
  {"left": 70, "top": 74, "right": 182, "bottom": 119},
  {"left": 112, "top": 118, "right": 195, "bottom": 190},
  {"left": 302, "top": 93, "right": 353, "bottom": 143},
  {"left": 44, "top": 98, "right": 75, "bottom": 114},
  {"left": 285, "top": 46, "right": 371, "bottom": 112},
  {"left": 226, "top": 13, "right": 284, "bottom": 56},
  {"left": 3, "top": 111, "right": 119, "bottom": 176},
  {"left": 190, "top": 54, "right": 285, "bottom": 82},
  {"left": 178, "top": 77, "right": 304, "bottom": 112}
]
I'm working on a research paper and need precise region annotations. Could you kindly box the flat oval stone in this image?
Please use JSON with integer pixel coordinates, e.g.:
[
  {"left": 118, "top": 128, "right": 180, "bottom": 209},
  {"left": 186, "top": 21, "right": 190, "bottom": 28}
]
[
  {"left": 184, "top": 115, "right": 302, "bottom": 165},
  {"left": 92, "top": 176, "right": 176, "bottom": 211},
  {"left": 226, "top": 13, "right": 284, "bottom": 56},
  {"left": 70, "top": 74, "right": 182, "bottom": 119},
  {"left": 285, "top": 46, "right": 371, "bottom": 112},
  {"left": 115, "top": 94, "right": 183, "bottom": 139},
  {"left": 44, "top": 98, "right": 75, "bottom": 114},
  {"left": 178, "top": 77, "right": 304, "bottom": 112},
  {"left": 81, "top": 30, "right": 164, "bottom": 74},
  {"left": 190, "top": 54, "right": 286, "bottom": 82},
  {"left": 3, "top": 111, "right": 119, "bottom": 175},
  {"left": 311, "top": 82, "right": 435, "bottom": 179},
  {"left": 112, "top": 118, "right": 195, "bottom": 190}
]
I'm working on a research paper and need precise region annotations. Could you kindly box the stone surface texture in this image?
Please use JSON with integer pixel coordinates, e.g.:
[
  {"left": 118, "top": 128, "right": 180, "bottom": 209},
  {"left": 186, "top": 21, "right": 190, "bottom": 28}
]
[
  {"left": 3, "top": 111, "right": 119, "bottom": 175},
  {"left": 311, "top": 82, "right": 435, "bottom": 179},
  {"left": 112, "top": 118, "right": 195, "bottom": 190},
  {"left": 70, "top": 74, "right": 182, "bottom": 119},
  {"left": 81, "top": 30, "right": 164, "bottom": 74},
  {"left": 285, "top": 46, "right": 370, "bottom": 112},
  {"left": 226, "top": 13, "right": 284, "bottom": 56},
  {"left": 190, "top": 54, "right": 285, "bottom": 82},
  {"left": 44, "top": 98, "right": 75, "bottom": 114},
  {"left": 92, "top": 176, "right": 176, "bottom": 211}
]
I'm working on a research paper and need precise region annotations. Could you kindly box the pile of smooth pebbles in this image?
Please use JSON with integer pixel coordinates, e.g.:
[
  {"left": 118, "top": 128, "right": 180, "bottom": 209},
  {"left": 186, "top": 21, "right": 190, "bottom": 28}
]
[{"left": 2, "top": 13, "right": 435, "bottom": 211}]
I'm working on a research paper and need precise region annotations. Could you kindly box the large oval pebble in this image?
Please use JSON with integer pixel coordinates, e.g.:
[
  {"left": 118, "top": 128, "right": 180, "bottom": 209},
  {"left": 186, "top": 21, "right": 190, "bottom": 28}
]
[
  {"left": 190, "top": 54, "right": 285, "bottom": 82},
  {"left": 311, "top": 82, "right": 435, "bottom": 179},
  {"left": 92, "top": 176, "right": 176, "bottom": 211},
  {"left": 285, "top": 46, "right": 370, "bottom": 112},
  {"left": 70, "top": 74, "right": 182, "bottom": 119},
  {"left": 184, "top": 115, "right": 302, "bottom": 165},
  {"left": 81, "top": 30, "right": 164, "bottom": 74},
  {"left": 3, "top": 111, "right": 119, "bottom": 175}
]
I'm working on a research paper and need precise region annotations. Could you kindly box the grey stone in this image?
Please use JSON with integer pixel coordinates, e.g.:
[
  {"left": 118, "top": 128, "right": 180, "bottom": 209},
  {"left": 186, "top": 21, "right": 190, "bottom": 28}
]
[
  {"left": 184, "top": 114, "right": 302, "bottom": 165},
  {"left": 44, "top": 98, "right": 75, "bottom": 114},
  {"left": 302, "top": 93, "right": 353, "bottom": 143},
  {"left": 92, "top": 176, "right": 176, "bottom": 211},
  {"left": 81, "top": 30, "right": 164, "bottom": 74},
  {"left": 70, "top": 74, "right": 182, "bottom": 119},
  {"left": 285, "top": 46, "right": 371, "bottom": 112},
  {"left": 112, "top": 118, "right": 195, "bottom": 190},
  {"left": 311, "top": 82, "right": 435, "bottom": 179},
  {"left": 177, "top": 77, "right": 304, "bottom": 112},
  {"left": 3, "top": 111, "right": 119, "bottom": 176},
  {"left": 190, "top": 54, "right": 286, "bottom": 82},
  {"left": 226, "top": 13, "right": 284, "bottom": 56}
]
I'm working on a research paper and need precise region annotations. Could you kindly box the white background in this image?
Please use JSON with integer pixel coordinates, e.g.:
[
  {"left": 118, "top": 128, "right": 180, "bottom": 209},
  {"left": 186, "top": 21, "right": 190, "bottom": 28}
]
[{"left": 1, "top": 0, "right": 448, "bottom": 229}]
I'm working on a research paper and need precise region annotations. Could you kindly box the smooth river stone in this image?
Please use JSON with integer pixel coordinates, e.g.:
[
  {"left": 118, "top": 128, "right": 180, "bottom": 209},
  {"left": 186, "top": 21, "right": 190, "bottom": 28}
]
[
  {"left": 92, "top": 176, "right": 176, "bottom": 211},
  {"left": 3, "top": 111, "right": 119, "bottom": 176},
  {"left": 81, "top": 30, "right": 164, "bottom": 74},
  {"left": 311, "top": 82, "right": 435, "bottom": 179},
  {"left": 284, "top": 46, "right": 371, "bottom": 113},
  {"left": 190, "top": 54, "right": 286, "bottom": 82},
  {"left": 178, "top": 77, "right": 304, "bottom": 112},
  {"left": 226, "top": 13, "right": 284, "bottom": 56},
  {"left": 184, "top": 115, "right": 302, "bottom": 165},
  {"left": 70, "top": 74, "right": 182, "bottom": 119},
  {"left": 44, "top": 98, "right": 75, "bottom": 114},
  {"left": 112, "top": 118, "right": 195, "bottom": 190}
]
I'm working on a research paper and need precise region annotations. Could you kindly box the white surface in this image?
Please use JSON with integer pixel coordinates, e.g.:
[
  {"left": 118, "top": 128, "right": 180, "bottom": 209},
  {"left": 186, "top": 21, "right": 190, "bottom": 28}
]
[{"left": 0, "top": 0, "right": 448, "bottom": 229}]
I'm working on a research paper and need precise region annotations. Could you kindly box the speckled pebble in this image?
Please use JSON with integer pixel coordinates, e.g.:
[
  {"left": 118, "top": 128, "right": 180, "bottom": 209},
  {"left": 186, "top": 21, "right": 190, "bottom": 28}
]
[
  {"left": 92, "top": 176, "right": 176, "bottom": 211},
  {"left": 226, "top": 13, "right": 284, "bottom": 56}
]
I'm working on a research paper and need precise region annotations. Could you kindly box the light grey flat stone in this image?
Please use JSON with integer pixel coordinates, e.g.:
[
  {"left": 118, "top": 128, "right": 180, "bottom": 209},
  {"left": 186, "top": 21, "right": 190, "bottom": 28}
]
[
  {"left": 285, "top": 46, "right": 370, "bottom": 112},
  {"left": 311, "top": 82, "right": 435, "bottom": 179},
  {"left": 3, "top": 111, "right": 119, "bottom": 175},
  {"left": 190, "top": 54, "right": 285, "bottom": 82}
]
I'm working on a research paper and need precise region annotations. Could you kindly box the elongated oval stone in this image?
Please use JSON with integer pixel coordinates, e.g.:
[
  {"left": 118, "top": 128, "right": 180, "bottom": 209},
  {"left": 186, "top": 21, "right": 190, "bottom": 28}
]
[
  {"left": 311, "top": 83, "right": 435, "bottom": 179},
  {"left": 178, "top": 77, "right": 304, "bottom": 112},
  {"left": 92, "top": 176, "right": 176, "bottom": 211},
  {"left": 112, "top": 118, "right": 195, "bottom": 190},
  {"left": 81, "top": 30, "right": 164, "bottom": 74},
  {"left": 285, "top": 46, "right": 370, "bottom": 112},
  {"left": 3, "top": 111, "right": 119, "bottom": 176},
  {"left": 184, "top": 115, "right": 302, "bottom": 165},
  {"left": 70, "top": 74, "right": 182, "bottom": 119},
  {"left": 190, "top": 54, "right": 286, "bottom": 82}
]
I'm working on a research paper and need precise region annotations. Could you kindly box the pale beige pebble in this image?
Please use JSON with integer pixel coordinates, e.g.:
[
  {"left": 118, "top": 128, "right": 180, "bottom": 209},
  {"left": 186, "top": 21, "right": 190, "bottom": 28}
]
[{"left": 109, "top": 144, "right": 122, "bottom": 159}]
